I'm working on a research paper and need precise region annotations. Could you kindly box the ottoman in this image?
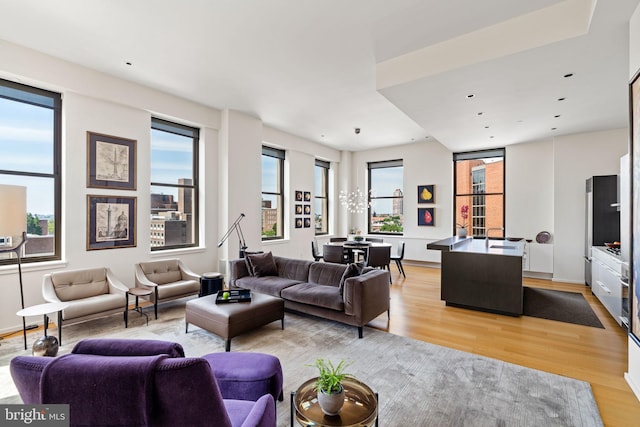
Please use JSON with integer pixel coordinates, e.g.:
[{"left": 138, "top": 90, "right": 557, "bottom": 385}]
[
  {"left": 203, "top": 352, "right": 284, "bottom": 402},
  {"left": 185, "top": 292, "right": 284, "bottom": 351}
]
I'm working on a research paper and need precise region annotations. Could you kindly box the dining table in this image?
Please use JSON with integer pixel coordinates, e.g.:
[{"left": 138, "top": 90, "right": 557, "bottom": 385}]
[{"left": 324, "top": 241, "right": 392, "bottom": 264}]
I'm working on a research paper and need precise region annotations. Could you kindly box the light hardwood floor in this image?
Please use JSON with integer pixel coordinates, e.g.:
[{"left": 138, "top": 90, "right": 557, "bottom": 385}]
[{"left": 366, "top": 264, "right": 640, "bottom": 427}]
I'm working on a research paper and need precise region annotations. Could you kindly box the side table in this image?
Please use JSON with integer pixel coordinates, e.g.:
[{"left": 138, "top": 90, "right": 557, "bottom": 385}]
[
  {"left": 125, "top": 287, "right": 153, "bottom": 327},
  {"left": 291, "top": 377, "right": 378, "bottom": 427},
  {"left": 16, "top": 301, "right": 70, "bottom": 349}
]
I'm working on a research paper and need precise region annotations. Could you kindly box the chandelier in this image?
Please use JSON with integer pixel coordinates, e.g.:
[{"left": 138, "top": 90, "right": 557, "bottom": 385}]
[{"left": 339, "top": 187, "right": 371, "bottom": 213}]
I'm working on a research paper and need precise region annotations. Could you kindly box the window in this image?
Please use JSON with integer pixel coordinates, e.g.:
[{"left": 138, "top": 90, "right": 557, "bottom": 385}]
[
  {"left": 150, "top": 118, "right": 199, "bottom": 250},
  {"left": 454, "top": 149, "right": 505, "bottom": 237},
  {"left": 314, "top": 160, "right": 329, "bottom": 235},
  {"left": 0, "top": 79, "right": 61, "bottom": 265},
  {"left": 368, "top": 160, "right": 403, "bottom": 234},
  {"left": 261, "top": 146, "right": 284, "bottom": 240}
]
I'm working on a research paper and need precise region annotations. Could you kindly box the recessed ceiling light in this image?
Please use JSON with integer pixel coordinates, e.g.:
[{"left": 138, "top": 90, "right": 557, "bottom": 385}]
[
  {"left": 126, "top": 62, "right": 132, "bottom": 66},
  {"left": 554, "top": 115, "right": 561, "bottom": 118},
  {"left": 558, "top": 97, "right": 566, "bottom": 101},
  {"left": 484, "top": 126, "right": 490, "bottom": 129},
  {"left": 551, "top": 127, "right": 557, "bottom": 131},
  {"left": 466, "top": 94, "right": 475, "bottom": 98},
  {"left": 477, "top": 112, "right": 483, "bottom": 116},
  {"left": 563, "top": 73, "right": 574, "bottom": 78}
]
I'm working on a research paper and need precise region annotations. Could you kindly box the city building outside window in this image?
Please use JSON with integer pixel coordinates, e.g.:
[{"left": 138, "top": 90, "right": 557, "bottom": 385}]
[
  {"left": 314, "top": 159, "right": 329, "bottom": 235},
  {"left": 262, "top": 146, "right": 284, "bottom": 240},
  {"left": 368, "top": 159, "right": 403, "bottom": 234},
  {"left": 453, "top": 149, "right": 505, "bottom": 237},
  {"left": 150, "top": 118, "right": 199, "bottom": 250},
  {"left": 0, "top": 78, "right": 61, "bottom": 265}
]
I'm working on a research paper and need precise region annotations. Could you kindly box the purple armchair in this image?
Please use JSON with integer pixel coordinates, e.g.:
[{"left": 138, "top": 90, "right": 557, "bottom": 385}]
[{"left": 10, "top": 339, "right": 276, "bottom": 427}]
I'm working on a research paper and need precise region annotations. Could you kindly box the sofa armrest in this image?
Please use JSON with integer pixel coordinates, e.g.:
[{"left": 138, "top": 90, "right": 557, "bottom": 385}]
[
  {"left": 229, "top": 259, "right": 250, "bottom": 286},
  {"left": 239, "top": 394, "right": 276, "bottom": 427},
  {"left": 178, "top": 260, "right": 200, "bottom": 282},
  {"left": 106, "top": 269, "right": 129, "bottom": 294},
  {"left": 134, "top": 264, "right": 158, "bottom": 289},
  {"left": 42, "top": 274, "right": 61, "bottom": 303},
  {"left": 343, "top": 270, "right": 390, "bottom": 321}
]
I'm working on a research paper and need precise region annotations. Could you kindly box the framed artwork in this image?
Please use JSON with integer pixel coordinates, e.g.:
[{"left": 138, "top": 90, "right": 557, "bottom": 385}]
[
  {"left": 630, "top": 68, "right": 640, "bottom": 344},
  {"left": 295, "top": 218, "right": 303, "bottom": 228},
  {"left": 87, "top": 195, "right": 136, "bottom": 250},
  {"left": 295, "top": 204, "right": 303, "bottom": 215},
  {"left": 418, "top": 207, "right": 435, "bottom": 226},
  {"left": 295, "top": 191, "right": 303, "bottom": 201},
  {"left": 417, "top": 185, "right": 435, "bottom": 203},
  {"left": 87, "top": 131, "right": 136, "bottom": 190},
  {"left": 304, "top": 218, "right": 311, "bottom": 228},
  {"left": 304, "top": 205, "right": 311, "bottom": 215},
  {"left": 304, "top": 191, "right": 311, "bottom": 202}
]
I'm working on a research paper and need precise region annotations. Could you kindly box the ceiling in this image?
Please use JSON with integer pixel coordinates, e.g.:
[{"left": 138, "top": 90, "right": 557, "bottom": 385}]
[{"left": 0, "top": 0, "right": 638, "bottom": 152}]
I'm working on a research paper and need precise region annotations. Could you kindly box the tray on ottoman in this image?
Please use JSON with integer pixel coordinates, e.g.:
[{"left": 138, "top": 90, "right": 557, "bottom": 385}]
[{"left": 216, "top": 288, "right": 251, "bottom": 304}]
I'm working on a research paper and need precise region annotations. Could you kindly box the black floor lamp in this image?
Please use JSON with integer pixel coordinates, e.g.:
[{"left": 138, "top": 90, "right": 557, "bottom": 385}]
[
  {"left": 218, "top": 213, "right": 248, "bottom": 258},
  {"left": 0, "top": 184, "right": 28, "bottom": 349}
]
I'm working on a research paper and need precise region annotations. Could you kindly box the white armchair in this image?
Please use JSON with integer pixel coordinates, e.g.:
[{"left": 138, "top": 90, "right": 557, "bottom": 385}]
[
  {"left": 134, "top": 258, "right": 200, "bottom": 319},
  {"left": 42, "top": 267, "right": 129, "bottom": 326}
]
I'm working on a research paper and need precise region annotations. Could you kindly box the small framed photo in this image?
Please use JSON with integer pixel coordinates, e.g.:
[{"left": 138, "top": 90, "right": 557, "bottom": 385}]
[
  {"left": 417, "top": 185, "right": 435, "bottom": 203},
  {"left": 304, "top": 205, "right": 311, "bottom": 215},
  {"left": 418, "top": 207, "right": 435, "bottom": 226},
  {"left": 304, "top": 191, "right": 311, "bottom": 201},
  {"left": 295, "top": 191, "right": 303, "bottom": 201},
  {"left": 87, "top": 195, "right": 137, "bottom": 250},
  {"left": 304, "top": 218, "right": 311, "bottom": 228},
  {"left": 295, "top": 218, "right": 303, "bottom": 228},
  {"left": 87, "top": 131, "right": 136, "bottom": 190},
  {"left": 295, "top": 204, "right": 303, "bottom": 215}
]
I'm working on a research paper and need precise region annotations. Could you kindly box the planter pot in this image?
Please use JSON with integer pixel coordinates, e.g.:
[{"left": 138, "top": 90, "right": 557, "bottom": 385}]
[
  {"left": 317, "top": 386, "right": 345, "bottom": 416},
  {"left": 457, "top": 227, "right": 468, "bottom": 238}
]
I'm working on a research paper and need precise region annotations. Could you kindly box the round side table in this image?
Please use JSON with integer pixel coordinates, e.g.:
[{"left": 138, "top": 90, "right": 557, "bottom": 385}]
[
  {"left": 16, "top": 301, "right": 70, "bottom": 354},
  {"left": 125, "top": 287, "right": 153, "bottom": 327},
  {"left": 291, "top": 377, "right": 378, "bottom": 427}
]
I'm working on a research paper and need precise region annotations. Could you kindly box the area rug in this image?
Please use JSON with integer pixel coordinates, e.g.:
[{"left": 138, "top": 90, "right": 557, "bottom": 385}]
[
  {"left": 0, "top": 301, "right": 603, "bottom": 426},
  {"left": 523, "top": 287, "right": 604, "bottom": 328}
]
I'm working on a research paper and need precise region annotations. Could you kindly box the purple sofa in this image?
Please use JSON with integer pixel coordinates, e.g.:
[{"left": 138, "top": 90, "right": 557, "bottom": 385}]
[{"left": 10, "top": 339, "right": 276, "bottom": 427}]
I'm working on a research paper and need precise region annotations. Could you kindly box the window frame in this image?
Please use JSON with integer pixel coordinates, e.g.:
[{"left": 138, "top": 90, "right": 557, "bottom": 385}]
[
  {"left": 314, "top": 159, "right": 329, "bottom": 236},
  {"left": 453, "top": 148, "right": 505, "bottom": 237},
  {"left": 0, "top": 78, "right": 61, "bottom": 265},
  {"left": 261, "top": 146, "right": 285, "bottom": 241},
  {"left": 149, "top": 117, "right": 200, "bottom": 251},
  {"left": 367, "top": 159, "right": 404, "bottom": 235}
]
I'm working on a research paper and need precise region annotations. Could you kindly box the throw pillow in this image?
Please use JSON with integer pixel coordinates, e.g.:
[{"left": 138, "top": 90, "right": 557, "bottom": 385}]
[
  {"left": 339, "top": 262, "right": 364, "bottom": 294},
  {"left": 246, "top": 251, "right": 278, "bottom": 277},
  {"left": 243, "top": 251, "right": 264, "bottom": 276}
]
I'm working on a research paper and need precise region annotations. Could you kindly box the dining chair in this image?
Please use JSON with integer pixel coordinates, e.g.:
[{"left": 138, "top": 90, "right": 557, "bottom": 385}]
[
  {"left": 390, "top": 241, "right": 406, "bottom": 278},
  {"left": 365, "top": 237, "right": 384, "bottom": 243},
  {"left": 365, "top": 245, "right": 392, "bottom": 283},
  {"left": 311, "top": 240, "right": 323, "bottom": 261},
  {"left": 322, "top": 244, "right": 347, "bottom": 264}
]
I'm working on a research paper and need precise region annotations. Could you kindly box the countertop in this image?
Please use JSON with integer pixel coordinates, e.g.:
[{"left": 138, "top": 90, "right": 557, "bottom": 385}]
[{"left": 428, "top": 237, "right": 525, "bottom": 257}]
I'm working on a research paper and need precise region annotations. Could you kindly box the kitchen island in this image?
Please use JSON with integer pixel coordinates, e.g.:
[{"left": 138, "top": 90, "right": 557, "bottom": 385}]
[{"left": 427, "top": 237, "right": 526, "bottom": 316}]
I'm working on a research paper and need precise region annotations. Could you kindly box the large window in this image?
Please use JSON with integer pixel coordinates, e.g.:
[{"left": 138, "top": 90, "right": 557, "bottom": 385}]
[
  {"left": 454, "top": 149, "right": 505, "bottom": 237},
  {"left": 261, "top": 146, "right": 284, "bottom": 240},
  {"left": 0, "top": 79, "right": 61, "bottom": 265},
  {"left": 150, "top": 118, "right": 199, "bottom": 250},
  {"left": 314, "top": 159, "right": 329, "bottom": 235},
  {"left": 368, "top": 160, "right": 403, "bottom": 234}
]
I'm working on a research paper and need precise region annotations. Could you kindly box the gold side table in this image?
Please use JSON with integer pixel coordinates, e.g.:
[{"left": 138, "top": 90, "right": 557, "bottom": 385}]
[{"left": 291, "top": 377, "right": 378, "bottom": 427}]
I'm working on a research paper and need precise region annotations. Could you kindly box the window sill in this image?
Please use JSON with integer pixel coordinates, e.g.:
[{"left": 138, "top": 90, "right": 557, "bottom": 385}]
[{"left": 150, "top": 246, "right": 207, "bottom": 258}]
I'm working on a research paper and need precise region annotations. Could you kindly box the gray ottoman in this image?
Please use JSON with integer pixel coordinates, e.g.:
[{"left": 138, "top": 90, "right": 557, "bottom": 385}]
[{"left": 185, "top": 292, "right": 284, "bottom": 351}]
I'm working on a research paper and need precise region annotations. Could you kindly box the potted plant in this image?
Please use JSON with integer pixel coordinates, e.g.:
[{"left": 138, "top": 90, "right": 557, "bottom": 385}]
[
  {"left": 456, "top": 204, "right": 469, "bottom": 238},
  {"left": 312, "top": 358, "right": 352, "bottom": 415}
]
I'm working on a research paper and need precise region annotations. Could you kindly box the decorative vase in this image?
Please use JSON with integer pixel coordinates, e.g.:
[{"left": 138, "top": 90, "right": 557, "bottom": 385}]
[
  {"left": 457, "top": 227, "right": 468, "bottom": 238},
  {"left": 32, "top": 335, "right": 59, "bottom": 357},
  {"left": 317, "top": 385, "right": 345, "bottom": 416}
]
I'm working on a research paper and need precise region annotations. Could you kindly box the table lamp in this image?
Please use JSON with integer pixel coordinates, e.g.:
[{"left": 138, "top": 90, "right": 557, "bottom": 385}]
[{"left": 0, "top": 184, "right": 28, "bottom": 349}]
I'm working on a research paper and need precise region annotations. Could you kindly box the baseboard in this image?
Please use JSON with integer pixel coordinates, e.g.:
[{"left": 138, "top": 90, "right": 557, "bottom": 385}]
[
  {"left": 625, "top": 372, "right": 640, "bottom": 402},
  {"left": 551, "top": 277, "right": 585, "bottom": 285}
]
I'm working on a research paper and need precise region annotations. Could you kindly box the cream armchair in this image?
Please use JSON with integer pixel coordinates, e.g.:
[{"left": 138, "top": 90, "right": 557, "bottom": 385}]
[
  {"left": 134, "top": 258, "right": 200, "bottom": 319},
  {"left": 42, "top": 267, "right": 129, "bottom": 327}
]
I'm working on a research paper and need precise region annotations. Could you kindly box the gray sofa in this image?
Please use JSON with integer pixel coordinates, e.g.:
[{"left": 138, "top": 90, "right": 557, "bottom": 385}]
[{"left": 229, "top": 256, "right": 390, "bottom": 337}]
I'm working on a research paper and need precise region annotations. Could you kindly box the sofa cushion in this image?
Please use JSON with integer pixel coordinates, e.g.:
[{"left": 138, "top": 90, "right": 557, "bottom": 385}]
[
  {"left": 51, "top": 268, "right": 109, "bottom": 301},
  {"left": 139, "top": 260, "right": 182, "bottom": 285},
  {"left": 63, "top": 293, "right": 124, "bottom": 320},
  {"left": 308, "top": 262, "right": 347, "bottom": 288},
  {"left": 280, "top": 283, "right": 344, "bottom": 311},
  {"left": 235, "top": 276, "right": 302, "bottom": 297},
  {"left": 155, "top": 279, "right": 200, "bottom": 300},
  {"left": 246, "top": 252, "right": 278, "bottom": 277},
  {"left": 274, "top": 256, "right": 313, "bottom": 282}
]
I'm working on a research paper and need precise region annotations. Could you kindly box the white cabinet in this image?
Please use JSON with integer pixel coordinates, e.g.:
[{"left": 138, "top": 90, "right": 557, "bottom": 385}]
[
  {"left": 591, "top": 247, "right": 623, "bottom": 326},
  {"left": 524, "top": 243, "right": 553, "bottom": 273}
]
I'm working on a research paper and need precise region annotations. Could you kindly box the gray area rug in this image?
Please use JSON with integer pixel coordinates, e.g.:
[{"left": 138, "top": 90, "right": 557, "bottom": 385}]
[
  {"left": 523, "top": 287, "right": 604, "bottom": 328},
  {"left": 0, "top": 300, "right": 603, "bottom": 426}
]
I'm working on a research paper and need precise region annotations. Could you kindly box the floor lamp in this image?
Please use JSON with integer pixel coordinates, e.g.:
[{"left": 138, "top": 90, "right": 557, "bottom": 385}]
[{"left": 0, "top": 185, "right": 28, "bottom": 349}]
